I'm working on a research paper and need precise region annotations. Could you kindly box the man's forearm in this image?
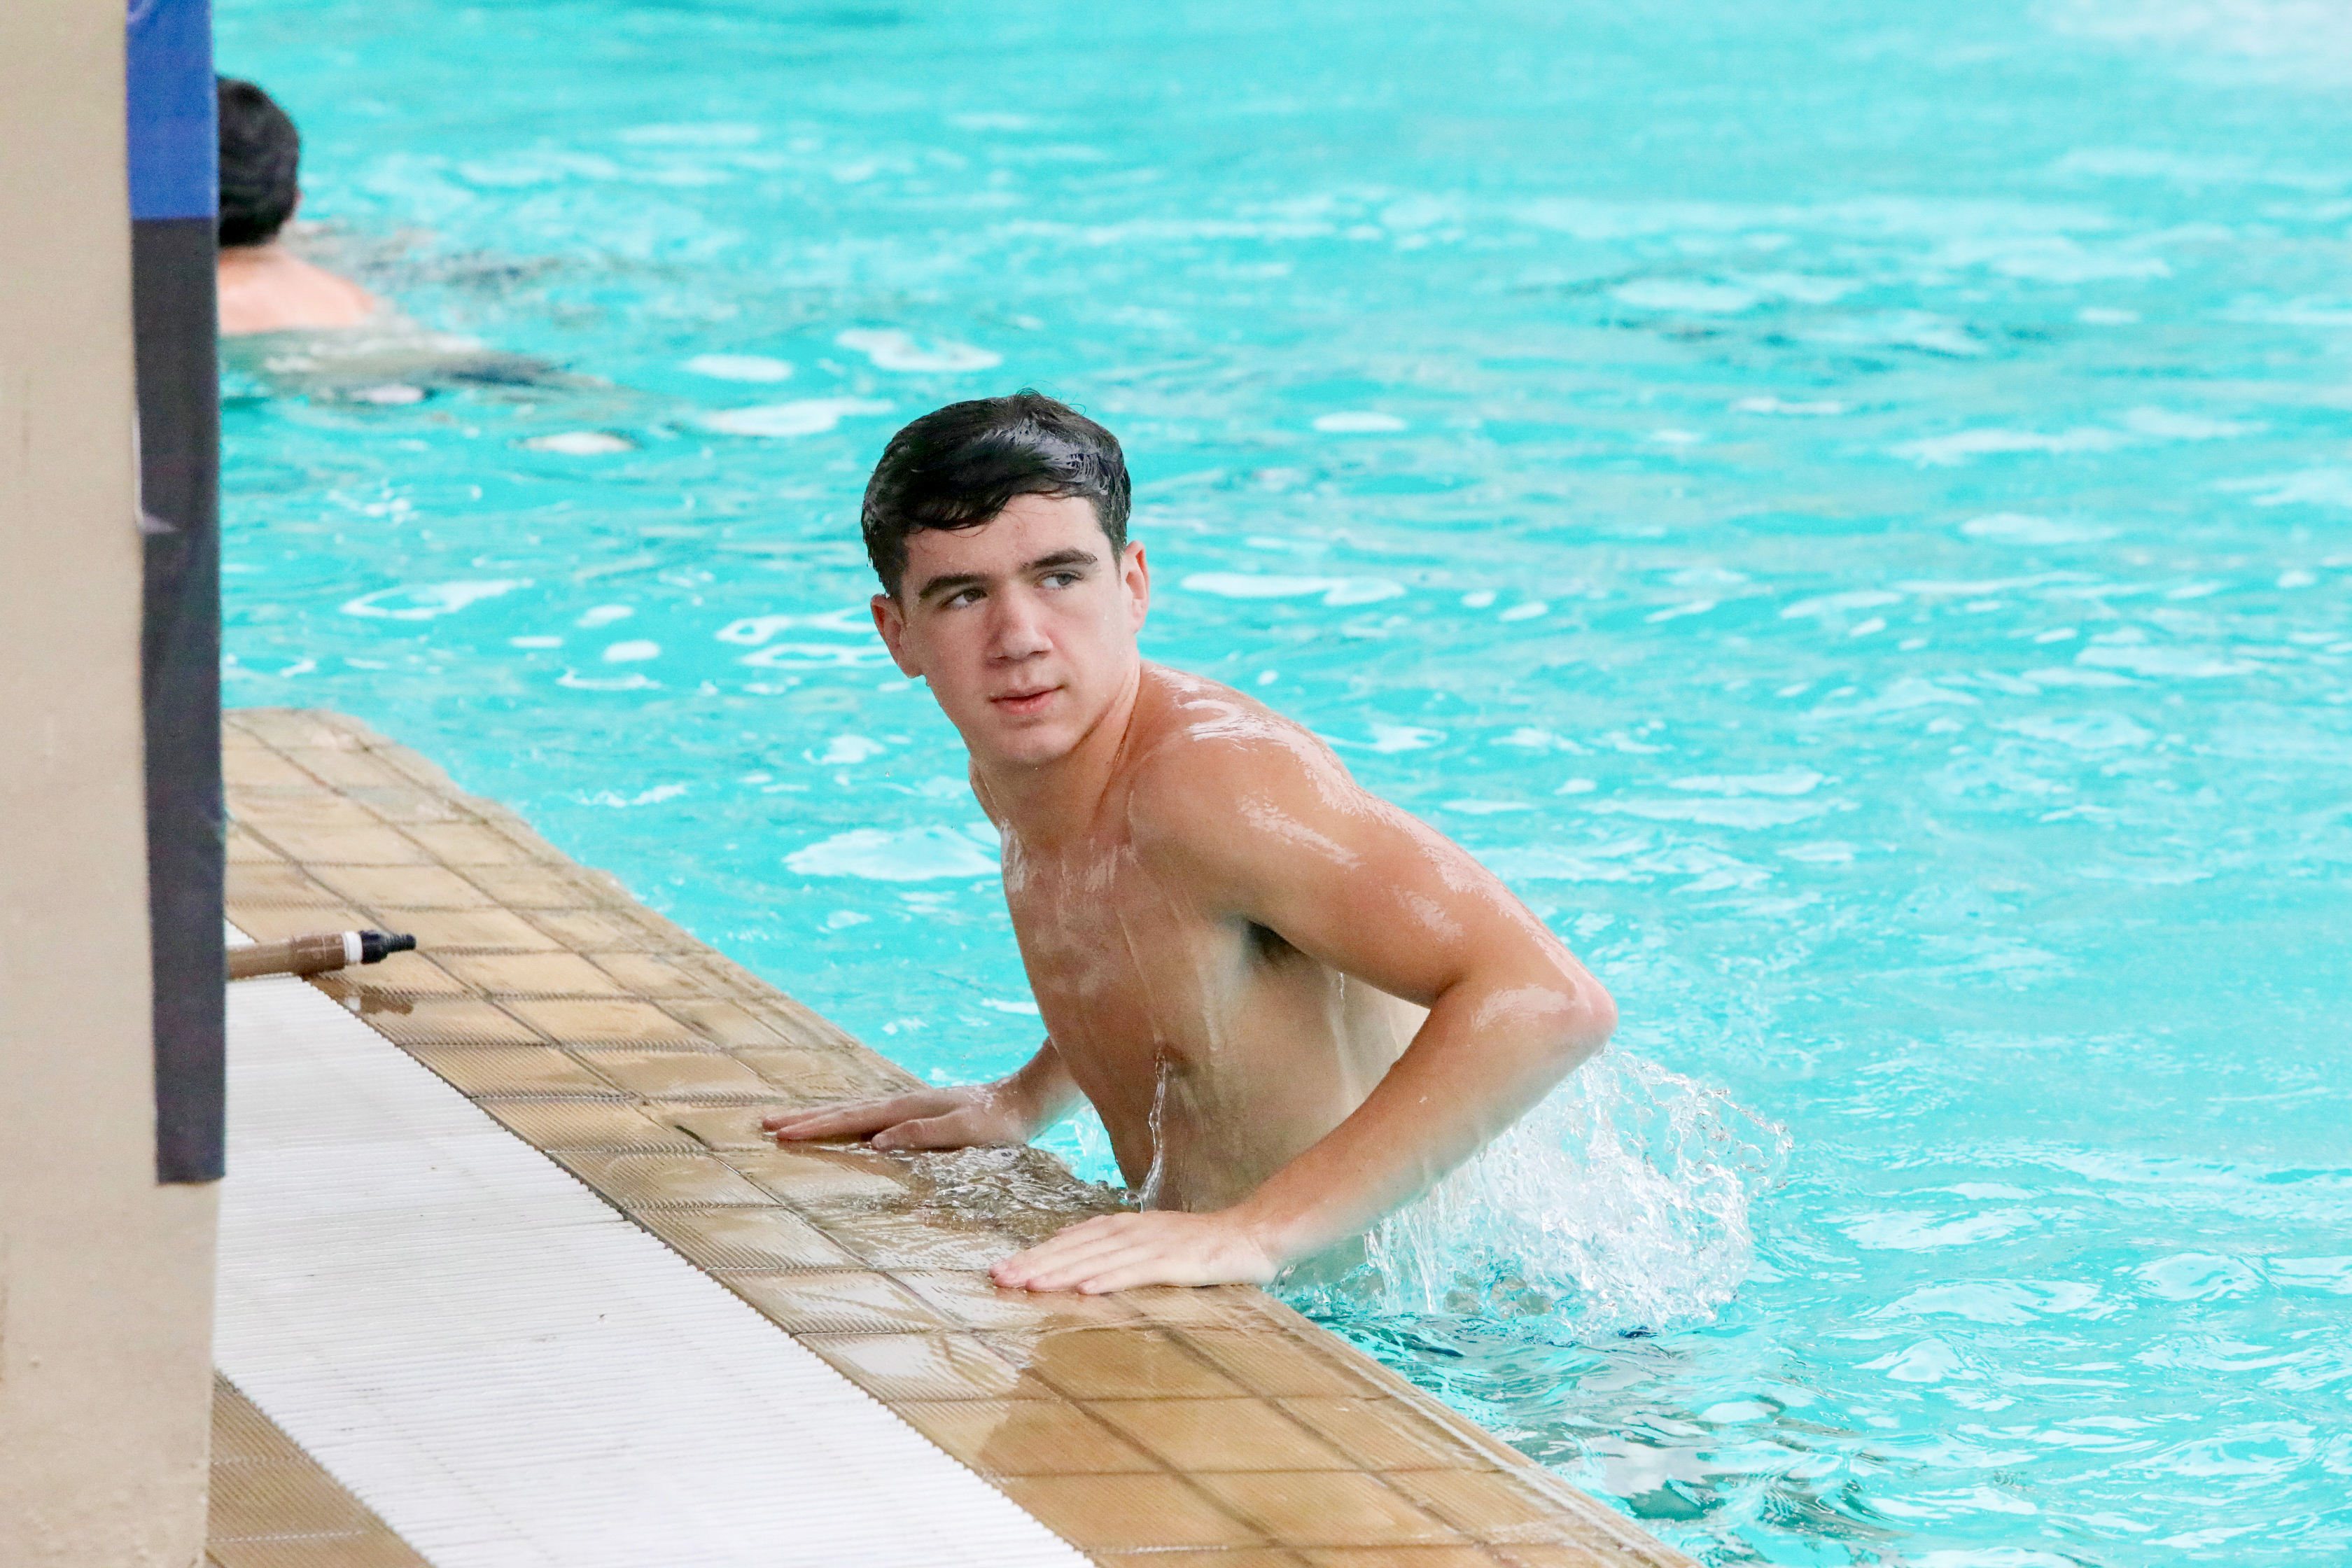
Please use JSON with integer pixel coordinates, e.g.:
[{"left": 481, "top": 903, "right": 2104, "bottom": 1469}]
[
  {"left": 1002, "top": 1036, "right": 1086, "bottom": 1135},
  {"left": 1227, "top": 978, "right": 1611, "bottom": 1265}
]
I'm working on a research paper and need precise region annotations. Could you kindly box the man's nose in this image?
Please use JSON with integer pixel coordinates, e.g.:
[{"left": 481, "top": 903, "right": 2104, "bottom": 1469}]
[{"left": 987, "top": 589, "right": 1052, "bottom": 661}]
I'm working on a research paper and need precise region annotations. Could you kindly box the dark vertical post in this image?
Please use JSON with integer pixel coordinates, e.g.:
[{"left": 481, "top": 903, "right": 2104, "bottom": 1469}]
[{"left": 127, "top": 0, "right": 223, "bottom": 1183}]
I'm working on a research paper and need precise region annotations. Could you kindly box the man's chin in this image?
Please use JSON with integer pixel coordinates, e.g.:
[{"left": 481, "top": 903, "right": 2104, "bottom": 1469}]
[{"left": 962, "top": 715, "right": 1085, "bottom": 769}]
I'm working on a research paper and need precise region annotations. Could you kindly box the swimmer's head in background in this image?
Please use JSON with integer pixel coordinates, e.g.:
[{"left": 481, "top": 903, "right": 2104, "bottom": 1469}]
[
  {"left": 217, "top": 77, "right": 300, "bottom": 248},
  {"left": 862, "top": 391, "right": 1130, "bottom": 598}
]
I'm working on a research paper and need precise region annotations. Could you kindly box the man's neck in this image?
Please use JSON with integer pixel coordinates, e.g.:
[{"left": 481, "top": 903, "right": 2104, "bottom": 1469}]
[
  {"left": 218, "top": 239, "right": 290, "bottom": 270},
  {"left": 971, "top": 659, "right": 1149, "bottom": 849}
]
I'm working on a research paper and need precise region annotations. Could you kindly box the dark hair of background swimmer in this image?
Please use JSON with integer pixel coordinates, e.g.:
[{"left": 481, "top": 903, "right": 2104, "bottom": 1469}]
[
  {"left": 861, "top": 391, "right": 1132, "bottom": 597},
  {"left": 218, "top": 76, "right": 301, "bottom": 248}
]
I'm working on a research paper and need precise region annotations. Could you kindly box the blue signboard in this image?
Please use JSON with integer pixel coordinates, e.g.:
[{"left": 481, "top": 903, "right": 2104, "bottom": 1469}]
[{"left": 127, "top": 0, "right": 215, "bottom": 222}]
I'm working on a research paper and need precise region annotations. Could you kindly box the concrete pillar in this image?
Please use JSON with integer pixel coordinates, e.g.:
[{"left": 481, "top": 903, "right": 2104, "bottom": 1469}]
[{"left": 0, "top": 0, "right": 219, "bottom": 1562}]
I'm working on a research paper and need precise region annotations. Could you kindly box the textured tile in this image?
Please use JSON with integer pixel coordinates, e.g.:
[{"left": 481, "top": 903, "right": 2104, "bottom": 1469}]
[
  {"left": 227, "top": 903, "right": 373, "bottom": 942},
  {"left": 1186, "top": 1329, "right": 1385, "bottom": 1398},
  {"left": 507, "top": 997, "right": 704, "bottom": 1045},
  {"left": 1090, "top": 1399, "right": 1355, "bottom": 1473},
  {"left": 895, "top": 1269, "right": 1140, "bottom": 1331},
  {"left": 524, "top": 909, "right": 645, "bottom": 950},
  {"left": 222, "top": 748, "right": 316, "bottom": 788},
  {"left": 1386, "top": 1471, "right": 1588, "bottom": 1546},
  {"left": 223, "top": 825, "right": 288, "bottom": 864},
  {"left": 736, "top": 993, "right": 873, "bottom": 1054},
  {"left": 209, "top": 1466, "right": 379, "bottom": 1539},
  {"left": 738, "top": 1046, "right": 906, "bottom": 1100},
  {"left": 1096, "top": 1554, "right": 1311, "bottom": 1568},
  {"left": 208, "top": 1376, "right": 432, "bottom": 1568},
  {"left": 1298, "top": 1550, "right": 1509, "bottom": 1568},
  {"left": 210, "top": 1536, "right": 441, "bottom": 1568},
  {"left": 461, "top": 863, "right": 593, "bottom": 908},
  {"left": 401, "top": 822, "right": 531, "bottom": 865},
  {"left": 895, "top": 1399, "right": 1160, "bottom": 1476},
  {"left": 725, "top": 1270, "right": 949, "bottom": 1332},
  {"left": 223, "top": 788, "right": 382, "bottom": 829},
  {"left": 1121, "top": 1284, "right": 1289, "bottom": 1331},
  {"left": 554, "top": 1151, "right": 778, "bottom": 1209},
  {"left": 659, "top": 997, "right": 788, "bottom": 1049},
  {"left": 230, "top": 708, "right": 360, "bottom": 748},
  {"left": 574, "top": 1047, "right": 774, "bottom": 1101},
  {"left": 209, "top": 1415, "right": 291, "bottom": 1472},
  {"left": 1276, "top": 1399, "right": 1492, "bottom": 1472},
  {"left": 799, "top": 1331, "right": 1026, "bottom": 1402},
  {"left": 226, "top": 862, "right": 342, "bottom": 905},
  {"left": 369, "top": 906, "right": 560, "bottom": 951},
  {"left": 1489, "top": 1548, "right": 1620, "bottom": 1568},
  {"left": 475, "top": 1098, "right": 699, "bottom": 1152},
  {"left": 657, "top": 1104, "right": 779, "bottom": 1150},
  {"left": 367, "top": 741, "right": 462, "bottom": 791},
  {"left": 817, "top": 1212, "right": 1016, "bottom": 1272},
  {"left": 591, "top": 951, "right": 704, "bottom": 997},
  {"left": 997, "top": 1474, "right": 1264, "bottom": 1551},
  {"left": 247, "top": 824, "right": 433, "bottom": 867},
  {"left": 721, "top": 1144, "right": 913, "bottom": 1204},
  {"left": 636, "top": 1205, "right": 862, "bottom": 1271},
  {"left": 1199, "top": 1472, "right": 1460, "bottom": 1549},
  {"left": 1005, "top": 1328, "right": 1248, "bottom": 1401},
  {"left": 311, "top": 953, "right": 469, "bottom": 1000},
  {"left": 360, "top": 1000, "right": 542, "bottom": 1047},
  {"left": 403, "top": 1046, "right": 615, "bottom": 1098},
  {"left": 277, "top": 745, "right": 414, "bottom": 790},
  {"left": 312, "top": 863, "right": 491, "bottom": 911},
  {"left": 439, "top": 951, "right": 632, "bottom": 997},
  {"left": 335, "top": 784, "right": 472, "bottom": 825}
]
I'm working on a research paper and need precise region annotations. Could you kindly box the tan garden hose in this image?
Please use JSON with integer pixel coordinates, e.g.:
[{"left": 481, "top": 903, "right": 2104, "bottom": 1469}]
[{"left": 228, "top": 929, "right": 417, "bottom": 981}]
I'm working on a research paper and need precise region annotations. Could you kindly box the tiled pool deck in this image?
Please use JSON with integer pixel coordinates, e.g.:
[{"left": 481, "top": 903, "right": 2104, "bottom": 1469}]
[
  {"left": 209, "top": 1376, "right": 432, "bottom": 1568},
  {"left": 216, "top": 706, "right": 1691, "bottom": 1568}
]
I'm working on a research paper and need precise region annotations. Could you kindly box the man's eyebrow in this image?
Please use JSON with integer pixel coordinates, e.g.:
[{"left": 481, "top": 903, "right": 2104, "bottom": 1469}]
[
  {"left": 913, "top": 548, "right": 1100, "bottom": 603},
  {"left": 913, "top": 569, "right": 987, "bottom": 603}
]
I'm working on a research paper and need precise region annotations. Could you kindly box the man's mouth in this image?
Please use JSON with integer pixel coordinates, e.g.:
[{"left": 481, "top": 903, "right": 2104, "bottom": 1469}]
[{"left": 990, "top": 685, "right": 1060, "bottom": 718}]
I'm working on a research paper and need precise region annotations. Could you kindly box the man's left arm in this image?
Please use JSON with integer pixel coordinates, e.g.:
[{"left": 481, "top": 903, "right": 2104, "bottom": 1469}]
[{"left": 990, "top": 739, "right": 1614, "bottom": 1293}]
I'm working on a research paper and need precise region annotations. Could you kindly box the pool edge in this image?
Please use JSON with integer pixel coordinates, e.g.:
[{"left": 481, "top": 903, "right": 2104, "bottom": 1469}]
[{"left": 221, "top": 703, "right": 1694, "bottom": 1568}]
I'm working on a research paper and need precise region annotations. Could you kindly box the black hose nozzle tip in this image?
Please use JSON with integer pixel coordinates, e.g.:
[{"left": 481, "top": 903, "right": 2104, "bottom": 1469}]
[{"left": 358, "top": 930, "right": 419, "bottom": 964}]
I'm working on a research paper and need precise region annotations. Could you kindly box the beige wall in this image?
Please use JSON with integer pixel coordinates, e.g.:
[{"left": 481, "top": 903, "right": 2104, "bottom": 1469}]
[{"left": 0, "top": 2, "right": 218, "bottom": 1564}]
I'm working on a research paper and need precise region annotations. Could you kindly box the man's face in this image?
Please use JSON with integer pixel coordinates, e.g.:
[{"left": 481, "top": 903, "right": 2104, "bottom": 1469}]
[{"left": 872, "top": 493, "right": 1149, "bottom": 770}]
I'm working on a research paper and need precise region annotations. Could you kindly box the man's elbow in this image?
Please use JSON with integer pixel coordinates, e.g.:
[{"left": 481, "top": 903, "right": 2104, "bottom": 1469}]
[
  {"left": 1553, "top": 977, "right": 1614, "bottom": 1069},
  {"left": 1576, "top": 980, "right": 1616, "bottom": 1058}
]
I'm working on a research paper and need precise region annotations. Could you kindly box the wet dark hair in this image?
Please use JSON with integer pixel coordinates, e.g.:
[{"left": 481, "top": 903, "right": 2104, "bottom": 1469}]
[
  {"left": 217, "top": 77, "right": 300, "bottom": 248},
  {"left": 862, "top": 391, "right": 1130, "bottom": 596}
]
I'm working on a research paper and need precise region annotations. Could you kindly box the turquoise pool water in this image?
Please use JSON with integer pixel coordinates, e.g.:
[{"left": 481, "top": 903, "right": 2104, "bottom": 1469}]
[{"left": 216, "top": 0, "right": 2351, "bottom": 1560}]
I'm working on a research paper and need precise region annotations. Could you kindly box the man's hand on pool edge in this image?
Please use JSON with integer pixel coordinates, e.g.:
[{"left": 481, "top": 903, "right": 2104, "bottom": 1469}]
[
  {"left": 762, "top": 1083, "right": 1036, "bottom": 1151},
  {"left": 990, "top": 1210, "right": 1282, "bottom": 1294},
  {"left": 764, "top": 1040, "right": 1086, "bottom": 1152}
]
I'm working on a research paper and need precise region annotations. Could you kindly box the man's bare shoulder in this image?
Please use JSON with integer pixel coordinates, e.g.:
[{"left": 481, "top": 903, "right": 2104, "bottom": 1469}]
[{"left": 1118, "top": 666, "right": 1372, "bottom": 862}]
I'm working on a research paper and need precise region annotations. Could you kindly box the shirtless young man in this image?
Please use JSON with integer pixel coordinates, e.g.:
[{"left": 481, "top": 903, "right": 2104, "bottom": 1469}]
[
  {"left": 216, "top": 78, "right": 376, "bottom": 337},
  {"left": 765, "top": 393, "right": 1616, "bottom": 1293}
]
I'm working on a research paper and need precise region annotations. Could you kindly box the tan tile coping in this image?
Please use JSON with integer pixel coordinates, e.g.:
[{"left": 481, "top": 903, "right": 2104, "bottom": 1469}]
[
  {"left": 209, "top": 1373, "right": 432, "bottom": 1568},
  {"left": 223, "top": 706, "right": 1693, "bottom": 1568}
]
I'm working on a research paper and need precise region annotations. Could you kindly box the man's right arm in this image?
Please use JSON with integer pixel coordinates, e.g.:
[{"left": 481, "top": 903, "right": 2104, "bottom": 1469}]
[{"left": 763, "top": 1037, "right": 1082, "bottom": 1152}]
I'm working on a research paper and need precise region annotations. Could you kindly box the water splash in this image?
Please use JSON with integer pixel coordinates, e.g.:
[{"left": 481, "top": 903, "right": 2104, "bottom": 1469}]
[{"left": 1284, "top": 1051, "right": 1790, "bottom": 1334}]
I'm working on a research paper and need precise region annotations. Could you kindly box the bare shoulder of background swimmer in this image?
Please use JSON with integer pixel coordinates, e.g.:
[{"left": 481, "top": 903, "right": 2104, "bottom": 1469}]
[{"left": 983, "top": 666, "right": 1617, "bottom": 1292}]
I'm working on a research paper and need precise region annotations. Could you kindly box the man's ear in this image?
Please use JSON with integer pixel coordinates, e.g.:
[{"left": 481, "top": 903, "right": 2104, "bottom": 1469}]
[
  {"left": 1122, "top": 540, "right": 1151, "bottom": 634},
  {"left": 872, "top": 591, "right": 924, "bottom": 677}
]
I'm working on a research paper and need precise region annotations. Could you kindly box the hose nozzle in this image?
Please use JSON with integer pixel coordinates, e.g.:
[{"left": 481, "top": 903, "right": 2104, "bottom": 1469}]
[{"left": 228, "top": 929, "right": 420, "bottom": 982}]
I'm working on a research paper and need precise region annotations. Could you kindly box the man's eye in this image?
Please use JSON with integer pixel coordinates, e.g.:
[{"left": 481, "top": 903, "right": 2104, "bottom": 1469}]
[
  {"left": 945, "top": 588, "right": 983, "bottom": 608},
  {"left": 1042, "top": 571, "right": 1080, "bottom": 588}
]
